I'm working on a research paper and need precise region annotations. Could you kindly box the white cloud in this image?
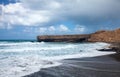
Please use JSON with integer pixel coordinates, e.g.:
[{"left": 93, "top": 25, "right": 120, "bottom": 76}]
[
  {"left": 59, "top": 24, "right": 69, "bottom": 32},
  {"left": 3, "top": 3, "right": 26, "bottom": 14},
  {"left": 37, "top": 24, "right": 69, "bottom": 33},
  {"left": 1, "top": 3, "right": 50, "bottom": 27},
  {"left": 49, "top": 1, "right": 61, "bottom": 9},
  {"left": 38, "top": 27, "right": 47, "bottom": 33},
  {"left": 23, "top": 24, "right": 70, "bottom": 35},
  {"left": 48, "top": 26, "right": 55, "bottom": 31},
  {"left": 1, "top": 0, "right": 120, "bottom": 31}
]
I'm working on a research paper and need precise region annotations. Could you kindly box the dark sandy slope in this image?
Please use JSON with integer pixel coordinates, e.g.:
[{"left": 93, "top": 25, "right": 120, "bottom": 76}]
[{"left": 24, "top": 54, "right": 120, "bottom": 77}]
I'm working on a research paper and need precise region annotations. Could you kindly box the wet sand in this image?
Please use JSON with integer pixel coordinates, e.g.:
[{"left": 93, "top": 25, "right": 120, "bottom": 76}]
[{"left": 24, "top": 53, "right": 120, "bottom": 77}]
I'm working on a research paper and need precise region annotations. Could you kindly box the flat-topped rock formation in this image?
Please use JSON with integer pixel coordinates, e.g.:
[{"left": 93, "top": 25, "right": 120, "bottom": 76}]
[
  {"left": 37, "top": 34, "right": 90, "bottom": 42},
  {"left": 37, "top": 28, "right": 120, "bottom": 43}
]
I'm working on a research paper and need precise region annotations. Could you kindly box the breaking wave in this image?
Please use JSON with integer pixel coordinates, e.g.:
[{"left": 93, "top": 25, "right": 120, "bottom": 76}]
[{"left": 0, "top": 41, "right": 115, "bottom": 77}]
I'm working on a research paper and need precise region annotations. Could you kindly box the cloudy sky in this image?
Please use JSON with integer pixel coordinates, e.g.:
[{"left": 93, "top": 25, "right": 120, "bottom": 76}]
[{"left": 0, "top": 0, "right": 120, "bottom": 40}]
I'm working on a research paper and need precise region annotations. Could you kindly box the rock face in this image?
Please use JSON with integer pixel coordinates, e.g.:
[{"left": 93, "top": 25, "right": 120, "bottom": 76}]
[
  {"left": 37, "top": 34, "right": 90, "bottom": 42},
  {"left": 37, "top": 28, "right": 120, "bottom": 43},
  {"left": 88, "top": 28, "right": 120, "bottom": 43}
]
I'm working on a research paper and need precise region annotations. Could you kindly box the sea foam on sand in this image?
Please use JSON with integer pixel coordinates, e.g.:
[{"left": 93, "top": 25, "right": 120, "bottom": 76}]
[{"left": 0, "top": 41, "right": 115, "bottom": 77}]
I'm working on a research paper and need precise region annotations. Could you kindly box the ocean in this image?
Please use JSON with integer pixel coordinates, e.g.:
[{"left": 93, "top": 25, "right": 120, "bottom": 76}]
[{"left": 0, "top": 40, "right": 115, "bottom": 77}]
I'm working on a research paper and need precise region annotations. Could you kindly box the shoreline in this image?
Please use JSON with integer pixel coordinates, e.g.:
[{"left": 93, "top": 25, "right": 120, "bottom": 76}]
[
  {"left": 1, "top": 41, "right": 119, "bottom": 77},
  {"left": 24, "top": 53, "right": 120, "bottom": 77},
  {"left": 24, "top": 41, "right": 120, "bottom": 77},
  {"left": 23, "top": 42, "right": 120, "bottom": 77}
]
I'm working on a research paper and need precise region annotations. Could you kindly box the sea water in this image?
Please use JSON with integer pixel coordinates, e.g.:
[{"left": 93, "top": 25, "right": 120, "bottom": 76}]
[{"left": 0, "top": 40, "right": 115, "bottom": 77}]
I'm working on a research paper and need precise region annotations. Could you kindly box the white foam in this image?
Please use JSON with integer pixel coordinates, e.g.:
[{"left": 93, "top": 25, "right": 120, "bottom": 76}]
[
  {"left": 0, "top": 56, "right": 61, "bottom": 77},
  {"left": 45, "top": 51, "right": 115, "bottom": 60},
  {"left": 0, "top": 42, "right": 76, "bottom": 53},
  {"left": 0, "top": 42, "right": 115, "bottom": 77}
]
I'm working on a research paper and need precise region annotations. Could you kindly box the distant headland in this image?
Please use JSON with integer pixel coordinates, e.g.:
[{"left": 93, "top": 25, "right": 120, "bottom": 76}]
[{"left": 37, "top": 28, "right": 120, "bottom": 43}]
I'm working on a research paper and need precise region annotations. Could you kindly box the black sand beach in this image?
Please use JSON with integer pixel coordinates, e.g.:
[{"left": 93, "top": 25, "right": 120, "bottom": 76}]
[{"left": 24, "top": 53, "right": 120, "bottom": 77}]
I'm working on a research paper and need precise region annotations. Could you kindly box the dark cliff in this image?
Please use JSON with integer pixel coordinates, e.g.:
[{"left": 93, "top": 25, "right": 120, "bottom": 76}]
[{"left": 37, "top": 34, "right": 90, "bottom": 42}]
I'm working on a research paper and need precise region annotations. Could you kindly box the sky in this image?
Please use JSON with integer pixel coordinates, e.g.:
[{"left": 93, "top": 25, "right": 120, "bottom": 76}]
[{"left": 0, "top": 0, "right": 120, "bottom": 40}]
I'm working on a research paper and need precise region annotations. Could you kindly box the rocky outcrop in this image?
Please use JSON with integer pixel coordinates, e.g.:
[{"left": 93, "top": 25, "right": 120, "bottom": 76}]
[
  {"left": 37, "top": 28, "right": 120, "bottom": 43},
  {"left": 109, "top": 43, "right": 120, "bottom": 53},
  {"left": 88, "top": 28, "right": 120, "bottom": 53},
  {"left": 88, "top": 28, "right": 120, "bottom": 43},
  {"left": 37, "top": 34, "right": 90, "bottom": 42}
]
